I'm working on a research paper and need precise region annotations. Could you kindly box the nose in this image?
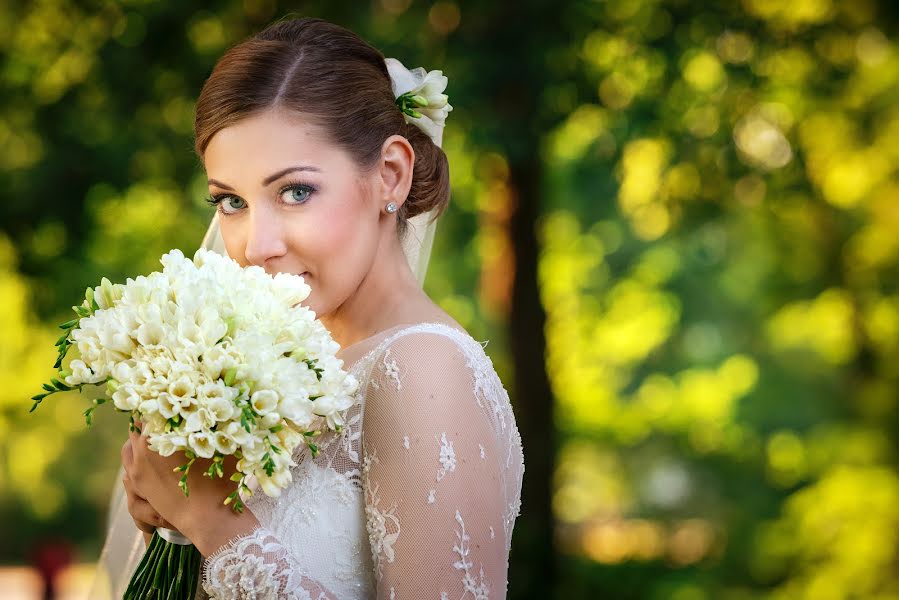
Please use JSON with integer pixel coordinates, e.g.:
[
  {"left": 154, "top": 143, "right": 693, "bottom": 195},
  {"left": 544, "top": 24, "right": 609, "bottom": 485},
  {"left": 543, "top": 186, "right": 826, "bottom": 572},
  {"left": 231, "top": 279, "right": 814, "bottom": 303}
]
[{"left": 243, "top": 204, "right": 288, "bottom": 269}]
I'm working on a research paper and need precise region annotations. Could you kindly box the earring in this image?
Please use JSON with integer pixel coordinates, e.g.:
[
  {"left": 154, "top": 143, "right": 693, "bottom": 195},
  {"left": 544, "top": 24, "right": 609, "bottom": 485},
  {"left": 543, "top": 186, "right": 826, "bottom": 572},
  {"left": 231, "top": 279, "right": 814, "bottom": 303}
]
[{"left": 385, "top": 202, "right": 398, "bottom": 213}]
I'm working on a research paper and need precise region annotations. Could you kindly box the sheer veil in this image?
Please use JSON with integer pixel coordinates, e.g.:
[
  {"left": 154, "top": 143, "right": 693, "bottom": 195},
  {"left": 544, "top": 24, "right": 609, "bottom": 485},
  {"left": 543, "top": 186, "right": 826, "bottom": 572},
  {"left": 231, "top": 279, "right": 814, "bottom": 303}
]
[{"left": 87, "top": 121, "right": 443, "bottom": 599}]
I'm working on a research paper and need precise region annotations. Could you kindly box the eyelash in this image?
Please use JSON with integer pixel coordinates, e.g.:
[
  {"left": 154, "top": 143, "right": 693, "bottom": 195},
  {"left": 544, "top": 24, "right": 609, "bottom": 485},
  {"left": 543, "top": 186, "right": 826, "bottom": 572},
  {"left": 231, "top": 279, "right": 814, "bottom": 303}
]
[{"left": 205, "top": 179, "right": 319, "bottom": 215}]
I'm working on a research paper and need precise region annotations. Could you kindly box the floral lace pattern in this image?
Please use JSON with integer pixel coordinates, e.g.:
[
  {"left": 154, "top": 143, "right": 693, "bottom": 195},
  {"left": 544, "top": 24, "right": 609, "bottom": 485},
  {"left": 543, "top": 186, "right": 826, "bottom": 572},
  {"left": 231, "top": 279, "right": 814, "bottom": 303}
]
[
  {"left": 199, "top": 322, "right": 524, "bottom": 599},
  {"left": 201, "top": 527, "right": 329, "bottom": 599},
  {"left": 452, "top": 510, "right": 491, "bottom": 600},
  {"left": 362, "top": 448, "right": 401, "bottom": 579}
]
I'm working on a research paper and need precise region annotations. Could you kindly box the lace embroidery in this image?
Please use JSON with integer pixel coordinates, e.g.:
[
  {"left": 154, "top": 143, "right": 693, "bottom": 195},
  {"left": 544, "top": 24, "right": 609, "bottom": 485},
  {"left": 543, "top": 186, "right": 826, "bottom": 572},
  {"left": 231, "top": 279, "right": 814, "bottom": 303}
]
[
  {"left": 362, "top": 449, "right": 400, "bottom": 578},
  {"left": 382, "top": 348, "right": 403, "bottom": 391},
  {"left": 479, "top": 444, "right": 486, "bottom": 459},
  {"left": 437, "top": 432, "right": 457, "bottom": 482},
  {"left": 402, "top": 435, "right": 410, "bottom": 450},
  {"left": 428, "top": 488, "right": 437, "bottom": 504},
  {"left": 338, "top": 407, "right": 363, "bottom": 464},
  {"left": 201, "top": 527, "right": 329, "bottom": 600},
  {"left": 453, "top": 510, "right": 491, "bottom": 599}
]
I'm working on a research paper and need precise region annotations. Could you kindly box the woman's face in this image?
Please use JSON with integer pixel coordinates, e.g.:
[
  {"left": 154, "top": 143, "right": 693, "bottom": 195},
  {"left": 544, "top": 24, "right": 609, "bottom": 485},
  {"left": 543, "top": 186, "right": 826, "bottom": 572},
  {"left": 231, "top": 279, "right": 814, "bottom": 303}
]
[{"left": 203, "top": 109, "right": 382, "bottom": 317}]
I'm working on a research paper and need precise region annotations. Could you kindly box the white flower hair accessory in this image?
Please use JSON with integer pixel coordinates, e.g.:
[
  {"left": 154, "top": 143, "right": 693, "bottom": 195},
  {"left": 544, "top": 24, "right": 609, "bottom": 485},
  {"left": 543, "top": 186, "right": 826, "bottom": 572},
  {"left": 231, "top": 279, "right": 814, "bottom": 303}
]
[{"left": 385, "top": 57, "right": 453, "bottom": 144}]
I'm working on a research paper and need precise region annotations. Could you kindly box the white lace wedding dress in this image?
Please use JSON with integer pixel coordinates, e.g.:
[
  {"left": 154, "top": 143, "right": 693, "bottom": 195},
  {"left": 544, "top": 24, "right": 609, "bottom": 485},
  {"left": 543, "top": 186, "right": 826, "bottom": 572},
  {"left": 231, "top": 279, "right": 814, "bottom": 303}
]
[{"left": 198, "top": 321, "right": 525, "bottom": 599}]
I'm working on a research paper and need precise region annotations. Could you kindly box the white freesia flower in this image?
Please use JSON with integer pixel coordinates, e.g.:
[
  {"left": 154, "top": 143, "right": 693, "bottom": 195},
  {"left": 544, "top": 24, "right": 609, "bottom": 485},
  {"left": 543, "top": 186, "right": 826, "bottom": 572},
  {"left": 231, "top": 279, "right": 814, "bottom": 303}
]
[
  {"left": 206, "top": 394, "right": 236, "bottom": 422},
  {"left": 250, "top": 390, "right": 279, "bottom": 415},
  {"left": 200, "top": 344, "right": 237, "bottom": 380},
  {"left": 241, "top": 439, "right": 267, "bottom": 463},
  {"left": 112, "top": 385, "right": 140, "bottom": 411},
  {"left": 213, "top": 430, "right": 237, "bottom": 455},
  {"left": 156, "top": 392, "right": 179, "bottom": 420},
  {"left": 167, "top": 375, "right": 195, "bottom": 406},
  {"left": 188, "top": 431, "right": 215, "bottom": 458},
  {"left": 148, "top": 433, "right": 187, "bottom": 457},
  {"left": 385, "top": 57, "right": 453, "bottom": 143},
  {"left": 278, "top": 393, "right": 313, "bottom": 425},
  {"left": 224, "top": 421, "right": 253, "bottom": 447},
  {"left": 256, "top": 468, "right": 292, "bottom": 497},
  {"left": 136, "top": 321, "right": 166, "bottom": 347},
  {"left": 66, "top": 360, "right": 97, "bottom": 386},
  {"left": 184, "top": 407, "right": 216, "bottom": 433},
  {"left": 138, "top": 399, "right": 159, "bottom": 416}
]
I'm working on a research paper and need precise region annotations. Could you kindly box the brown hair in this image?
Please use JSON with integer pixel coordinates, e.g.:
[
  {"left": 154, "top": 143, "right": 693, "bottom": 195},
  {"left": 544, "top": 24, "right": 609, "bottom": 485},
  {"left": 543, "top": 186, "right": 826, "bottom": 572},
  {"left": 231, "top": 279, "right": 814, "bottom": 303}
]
[{"left": 193, "top": 17, "right": 450, "bottom": 238}]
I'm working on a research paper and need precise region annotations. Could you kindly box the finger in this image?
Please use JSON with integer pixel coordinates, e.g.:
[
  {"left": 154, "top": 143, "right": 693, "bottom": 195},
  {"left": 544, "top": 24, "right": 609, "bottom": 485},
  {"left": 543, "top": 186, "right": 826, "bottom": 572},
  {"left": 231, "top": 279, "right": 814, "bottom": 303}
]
[
  {"left": 128, "top": 425, "right": 147, "bottom": 458},
  {"left": 121, "top": 472, "right": 145, "bottom": 500},
  {"left": 122, "top": 475, "right": 164, "bottom": 527},
  {"left": 128, "top": 496, "right": 166, "bottom": 533},
  {"left": 120, "top": 439, "right": 133, "bottom": 471}
]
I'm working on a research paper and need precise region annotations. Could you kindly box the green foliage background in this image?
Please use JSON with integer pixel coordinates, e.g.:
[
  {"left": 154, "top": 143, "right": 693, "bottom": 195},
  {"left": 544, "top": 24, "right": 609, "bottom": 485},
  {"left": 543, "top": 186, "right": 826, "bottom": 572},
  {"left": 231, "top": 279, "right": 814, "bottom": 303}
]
[{"left": 1, "top": 1, "right": 899, "bottom": 598}]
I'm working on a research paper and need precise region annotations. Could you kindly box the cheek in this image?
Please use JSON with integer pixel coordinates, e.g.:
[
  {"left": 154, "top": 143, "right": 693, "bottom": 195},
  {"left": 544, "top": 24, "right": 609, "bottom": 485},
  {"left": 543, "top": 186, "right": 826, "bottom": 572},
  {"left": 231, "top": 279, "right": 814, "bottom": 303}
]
[
  {"left": 304, "top": 201, "right": 378, "bottom": 282},
  {"left": 298, "top": 208, "right": 357, "bottom": 271}
]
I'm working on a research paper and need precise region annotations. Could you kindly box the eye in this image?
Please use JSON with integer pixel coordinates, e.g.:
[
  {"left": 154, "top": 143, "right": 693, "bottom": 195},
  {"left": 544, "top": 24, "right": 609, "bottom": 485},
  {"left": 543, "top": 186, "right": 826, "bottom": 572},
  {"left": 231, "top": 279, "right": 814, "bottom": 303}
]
[
  {"left": 206, "top": 194, "right": 247, "bottom": 215},
  {"left": 279, "top": 182, "right": 317, "bottom": 205}
]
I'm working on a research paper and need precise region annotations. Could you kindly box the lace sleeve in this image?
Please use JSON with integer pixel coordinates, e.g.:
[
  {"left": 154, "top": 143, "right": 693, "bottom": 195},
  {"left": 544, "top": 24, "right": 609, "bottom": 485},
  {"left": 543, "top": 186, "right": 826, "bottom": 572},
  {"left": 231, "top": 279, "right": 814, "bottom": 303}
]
[
  {"left": 201, "top": 526, "right": 336, "bottom": 599},
  {"left": 361, "top": 329, "right": 521, "bottom": 599}
]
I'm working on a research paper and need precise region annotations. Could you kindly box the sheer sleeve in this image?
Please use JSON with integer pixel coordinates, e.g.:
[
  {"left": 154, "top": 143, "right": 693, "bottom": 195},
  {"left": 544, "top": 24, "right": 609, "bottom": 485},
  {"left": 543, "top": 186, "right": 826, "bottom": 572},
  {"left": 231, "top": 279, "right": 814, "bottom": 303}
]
[
  {"left": 200, "top": 525, "right": 338, "bottom": 599},
  {"left": 361, "top": 329, "right": 521, "bottom": 599}
]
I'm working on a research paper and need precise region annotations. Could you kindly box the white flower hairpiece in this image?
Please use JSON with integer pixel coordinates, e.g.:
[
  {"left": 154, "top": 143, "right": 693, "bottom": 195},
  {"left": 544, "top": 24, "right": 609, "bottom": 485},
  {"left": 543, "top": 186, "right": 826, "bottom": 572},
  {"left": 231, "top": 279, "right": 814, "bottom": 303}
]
[{"left": 385, "top": 57, "right": 453, "bottom": 144}]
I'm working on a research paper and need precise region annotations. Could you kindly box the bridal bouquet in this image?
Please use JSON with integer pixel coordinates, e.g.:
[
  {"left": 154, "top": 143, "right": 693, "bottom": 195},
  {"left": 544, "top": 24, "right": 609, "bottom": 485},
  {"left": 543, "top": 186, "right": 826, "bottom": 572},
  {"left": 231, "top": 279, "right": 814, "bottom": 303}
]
[{"left": 31, "top": 248, "right": 359, "bottom": 599}]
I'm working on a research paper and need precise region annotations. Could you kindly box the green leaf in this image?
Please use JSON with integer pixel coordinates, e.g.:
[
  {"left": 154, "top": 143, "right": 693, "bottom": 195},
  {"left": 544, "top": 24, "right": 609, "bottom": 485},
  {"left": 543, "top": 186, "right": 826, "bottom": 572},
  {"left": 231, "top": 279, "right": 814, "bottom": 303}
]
[{"left": 50, "top": 378, "right": 71, "bottom": 391}]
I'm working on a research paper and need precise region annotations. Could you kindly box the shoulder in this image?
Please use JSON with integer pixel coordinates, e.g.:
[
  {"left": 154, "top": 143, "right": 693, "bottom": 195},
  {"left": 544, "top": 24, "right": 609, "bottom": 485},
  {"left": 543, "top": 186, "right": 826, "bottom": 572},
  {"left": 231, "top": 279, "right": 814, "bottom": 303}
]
[
  {"left": 366, "top": 322, "right": 485, "bottom": 383},
  {"left": 360, "top": 322, "right": 490, "bottom": 423}
]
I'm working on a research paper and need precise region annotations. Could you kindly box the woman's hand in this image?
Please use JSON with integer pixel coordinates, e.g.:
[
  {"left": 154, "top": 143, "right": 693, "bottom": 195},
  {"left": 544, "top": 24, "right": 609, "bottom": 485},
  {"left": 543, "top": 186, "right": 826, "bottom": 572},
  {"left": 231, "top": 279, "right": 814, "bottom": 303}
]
[
  {"left": 120, "top": 423, "right": 260, "bottom": 555},
  {"left": 120, "top": 458, "right": 176, "bottom": 535}
]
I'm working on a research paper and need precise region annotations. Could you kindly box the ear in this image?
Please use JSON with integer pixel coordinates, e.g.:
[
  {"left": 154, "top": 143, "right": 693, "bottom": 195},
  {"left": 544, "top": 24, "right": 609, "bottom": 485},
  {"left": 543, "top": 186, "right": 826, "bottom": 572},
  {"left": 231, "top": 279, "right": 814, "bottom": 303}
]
[{"left": 377, "top": 135, "right": 415, "bottom": 210}]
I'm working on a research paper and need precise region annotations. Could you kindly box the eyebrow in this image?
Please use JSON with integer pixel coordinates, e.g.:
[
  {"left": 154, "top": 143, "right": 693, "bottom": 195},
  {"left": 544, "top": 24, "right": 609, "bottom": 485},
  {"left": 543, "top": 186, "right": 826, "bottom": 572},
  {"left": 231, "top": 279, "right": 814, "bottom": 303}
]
[{"left": 207, "top": 165, "right": 322, "bottom": 190}]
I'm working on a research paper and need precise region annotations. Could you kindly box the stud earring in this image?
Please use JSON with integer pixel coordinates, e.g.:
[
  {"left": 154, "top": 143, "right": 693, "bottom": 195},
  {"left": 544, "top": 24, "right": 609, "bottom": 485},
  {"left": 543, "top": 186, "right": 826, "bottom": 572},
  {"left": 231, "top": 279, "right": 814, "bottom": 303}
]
[{"left": 385, "top": 202, "right": 398, "bottom": 213}]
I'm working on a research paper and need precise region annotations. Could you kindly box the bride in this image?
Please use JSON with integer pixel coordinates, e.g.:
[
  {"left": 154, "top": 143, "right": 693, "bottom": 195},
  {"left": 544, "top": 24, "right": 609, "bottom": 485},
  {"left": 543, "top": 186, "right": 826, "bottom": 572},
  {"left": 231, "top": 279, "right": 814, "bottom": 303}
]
[{"left": 90, "top": 15, "right": 524, "bottom": 600}]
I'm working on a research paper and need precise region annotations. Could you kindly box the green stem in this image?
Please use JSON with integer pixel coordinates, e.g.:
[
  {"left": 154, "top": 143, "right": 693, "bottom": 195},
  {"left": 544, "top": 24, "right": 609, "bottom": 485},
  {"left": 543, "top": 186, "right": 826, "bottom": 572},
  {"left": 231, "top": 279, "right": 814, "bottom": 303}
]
[{"left": 123, "top": 530, "right": 202, "bottom": 600}]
